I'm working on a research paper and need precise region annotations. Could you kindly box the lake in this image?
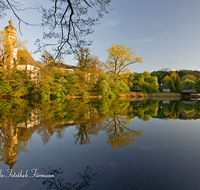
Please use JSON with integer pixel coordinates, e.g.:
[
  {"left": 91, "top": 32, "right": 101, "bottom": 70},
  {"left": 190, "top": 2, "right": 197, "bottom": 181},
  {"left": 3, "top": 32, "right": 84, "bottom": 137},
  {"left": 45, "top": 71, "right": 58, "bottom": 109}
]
[{"left": 0, "top": 98, "right": 200, "bottom": 190}]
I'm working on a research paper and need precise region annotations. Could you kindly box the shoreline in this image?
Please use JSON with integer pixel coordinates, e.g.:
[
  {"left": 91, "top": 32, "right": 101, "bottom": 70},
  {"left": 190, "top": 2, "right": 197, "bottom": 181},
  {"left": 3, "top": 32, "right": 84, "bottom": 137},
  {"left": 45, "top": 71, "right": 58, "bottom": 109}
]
[{"left": 0, "top": 92, "right": 184, "bottom": 101}]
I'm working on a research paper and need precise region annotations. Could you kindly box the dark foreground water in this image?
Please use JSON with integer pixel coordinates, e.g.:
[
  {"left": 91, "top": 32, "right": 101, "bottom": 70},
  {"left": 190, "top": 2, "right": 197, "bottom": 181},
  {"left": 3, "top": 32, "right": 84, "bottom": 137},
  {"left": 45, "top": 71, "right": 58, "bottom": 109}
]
[{"left": 0, "top": 98, "right": 200, "bottom": 190}]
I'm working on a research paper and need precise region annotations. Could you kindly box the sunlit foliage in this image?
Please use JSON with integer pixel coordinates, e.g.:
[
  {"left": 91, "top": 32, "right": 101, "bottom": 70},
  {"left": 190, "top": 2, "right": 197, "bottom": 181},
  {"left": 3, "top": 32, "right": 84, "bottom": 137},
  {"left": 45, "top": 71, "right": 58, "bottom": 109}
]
[
  {"left": 131, "top": 71, "right": 159, "bottom": 93},
  {"left": 181, "top": 74, "right": 197, "bottom": 82},
  {"left": 162, "top": 101, "right": 183, "bottom": 119},
  {"left": 163, "top": 72, "right": 182, "bottom": 92},
  {"left": 182, "top": 79, "right": 195, "bottom": 89},
  {"left": 105, "top": 44, "right": 143, "bottom": 76}
]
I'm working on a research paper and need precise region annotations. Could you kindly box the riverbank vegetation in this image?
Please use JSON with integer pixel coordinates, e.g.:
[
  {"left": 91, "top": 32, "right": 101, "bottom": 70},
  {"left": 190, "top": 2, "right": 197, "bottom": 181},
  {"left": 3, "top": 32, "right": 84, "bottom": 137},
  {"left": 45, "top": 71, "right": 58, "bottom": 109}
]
[
  {"left": 0, "top": 44, "right": 144, "bottom": 99},
  {"left": 1, "top": 29, "right": 200, "bottom": 100}
]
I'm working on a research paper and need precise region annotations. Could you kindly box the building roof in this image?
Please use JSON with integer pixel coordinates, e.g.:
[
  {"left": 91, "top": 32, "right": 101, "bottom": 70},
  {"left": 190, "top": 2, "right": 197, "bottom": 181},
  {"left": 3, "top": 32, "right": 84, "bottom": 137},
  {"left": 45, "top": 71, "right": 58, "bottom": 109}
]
[
  {"left": 17, "top": 50, "right": 39, "bottom": 67},
  {"left": 181, "top": 89, "right": 199, "bottom": 93},
  {"left": 181, "top": 101, "right": 198, "bottom": 105},
  {"left": 159, "top": 85, "right": 170, "bottom": 89},
  {"left": 55, "top": 62, "right": 76, "bottom": 69}
]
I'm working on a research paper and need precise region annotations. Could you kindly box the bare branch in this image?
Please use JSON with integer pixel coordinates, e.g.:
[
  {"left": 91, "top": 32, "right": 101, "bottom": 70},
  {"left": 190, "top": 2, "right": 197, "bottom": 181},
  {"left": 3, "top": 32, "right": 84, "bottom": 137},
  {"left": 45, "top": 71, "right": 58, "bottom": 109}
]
[{"left": 5, "top": 0, "right": 38, "bottom": 35}]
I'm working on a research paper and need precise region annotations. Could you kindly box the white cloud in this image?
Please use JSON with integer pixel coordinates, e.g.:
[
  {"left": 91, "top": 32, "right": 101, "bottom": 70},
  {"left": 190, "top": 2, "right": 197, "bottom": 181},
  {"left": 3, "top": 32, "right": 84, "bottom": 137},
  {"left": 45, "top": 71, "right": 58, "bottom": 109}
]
[
  {"left": 104, "top": 19, "right": 122, "bottom": 27},
  {"left": 139, "top": 38, "right": 154, "bottom": 43}
]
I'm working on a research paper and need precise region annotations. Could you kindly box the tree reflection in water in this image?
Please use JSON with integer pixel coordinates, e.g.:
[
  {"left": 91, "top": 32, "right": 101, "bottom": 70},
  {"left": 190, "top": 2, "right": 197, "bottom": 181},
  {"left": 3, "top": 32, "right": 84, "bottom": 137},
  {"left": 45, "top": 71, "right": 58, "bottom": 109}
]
[
  {"left": 104, "top": 115, "right": 142, "bottom": 149},
  {"left": 3, "top": 98, "right": 200, "bottom": 169},
  {"left": 42, "top": 166, "right": 98, "bottom": 190}
]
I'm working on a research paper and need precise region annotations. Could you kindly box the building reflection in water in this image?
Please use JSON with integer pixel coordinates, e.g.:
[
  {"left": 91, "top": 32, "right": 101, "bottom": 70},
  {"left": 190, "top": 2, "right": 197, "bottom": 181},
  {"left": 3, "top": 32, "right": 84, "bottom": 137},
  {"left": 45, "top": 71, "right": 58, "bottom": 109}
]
[{"left": 1, "top": 123, "right": 18, "bottom": 169}]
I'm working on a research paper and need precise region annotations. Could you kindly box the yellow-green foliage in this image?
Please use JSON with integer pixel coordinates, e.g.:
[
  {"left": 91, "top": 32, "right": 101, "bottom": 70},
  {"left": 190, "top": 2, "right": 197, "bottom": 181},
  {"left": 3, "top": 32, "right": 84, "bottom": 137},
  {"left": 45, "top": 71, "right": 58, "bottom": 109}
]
[
  {"left": 130, "top": 100, "right": 159, "bottom": 121},
  {"left": 131, "top": 71, "right": 159, "bottom": 93},
  {"left": 163, "top": 72, "right": 182, "bottom": 92},
  {"left": 162, "top": 101, "right": 183, "bottom": 119},
  {"left": 105, "top": 44, "right": 143, "bottom": 76}
]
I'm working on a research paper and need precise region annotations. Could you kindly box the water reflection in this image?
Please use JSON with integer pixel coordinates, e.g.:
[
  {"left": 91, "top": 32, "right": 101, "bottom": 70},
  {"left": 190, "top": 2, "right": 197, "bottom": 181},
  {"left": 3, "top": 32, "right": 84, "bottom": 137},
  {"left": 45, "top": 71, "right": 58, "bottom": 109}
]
[
  {"left": 0, "top": 98, "right": 200, "bottom": 169},
  {"left": 42, "top": 166, "right": 98, "bottom": 190}
]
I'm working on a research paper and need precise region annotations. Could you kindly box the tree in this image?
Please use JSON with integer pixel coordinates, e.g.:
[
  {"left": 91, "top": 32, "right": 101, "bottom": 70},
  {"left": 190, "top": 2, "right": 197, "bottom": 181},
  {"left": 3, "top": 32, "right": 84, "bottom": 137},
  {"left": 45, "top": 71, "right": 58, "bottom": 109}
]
[
  {"left": 118, "top": 71, "right": 134, "bottom": 88},
  {"left": 1, "top": 0, "right": 111, "bottom": 59},
  {"left": 131, "top": 71, "right": 159, "bottom": 93},
  {"left": 163, "top": 72, "right": 182, "bottom": 92},
  {"left": 105, "top": 44, "right": 143, "bottom": 76},
  {"left": 182, "top": 79, "right": 195, "bottom": 89},
  {"left": 162, "top": 101, "right": 183, "bottom": 119},
  {"left": 75, "top": 48, "right": 102, "bottom": 71},
  {"left": 37, "top": 0, "right": 111, "bottom": 59},
  {"left": 195, "top": 79, "right": 200, "bottom": 91},
  {"left": 40, "top": 50, "right": 55, "bottom": 66},
  {"left": 181, "top": 74, "right": 197, "bottom": 82},
  {"left": 97, "top": 73, "right": 130, "bottom": 97}
]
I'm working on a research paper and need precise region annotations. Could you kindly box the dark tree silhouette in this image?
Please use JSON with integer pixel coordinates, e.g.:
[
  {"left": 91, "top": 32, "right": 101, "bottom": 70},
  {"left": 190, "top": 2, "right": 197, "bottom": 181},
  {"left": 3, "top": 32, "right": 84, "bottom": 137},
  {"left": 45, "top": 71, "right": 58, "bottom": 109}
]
[
  {"left": 42, "top": 166, "right": 98, "bottom": 190},
  {"left": 1, "top": 0, "right": 111, "bottom": 59}
]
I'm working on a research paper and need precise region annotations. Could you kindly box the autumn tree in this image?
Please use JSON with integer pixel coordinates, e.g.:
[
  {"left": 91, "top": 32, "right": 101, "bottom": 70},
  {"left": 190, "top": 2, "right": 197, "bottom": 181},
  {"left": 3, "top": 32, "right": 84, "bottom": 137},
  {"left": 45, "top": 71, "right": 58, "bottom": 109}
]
[
  {"left": 40, "top": 50, "right": 55, "bottom": 67},
  {"left": 118, "top": 71, "right": 134, "bottom": 88},
  {"left": 105, "top": 44, "right": 143, "bottom": 76},
  {"left": 74, "top": 48, "right": 103, "bottom": 95},
  {"left": 163, "top": 72, "right": 182, "bottom": 92},
  {"left": 181, "top": 74, "right": 197, "bottom": 82},
  {"left": 102, "top": 99, "right": 143, "bottom": 149},
  {"left": 162, "top": 101, "right": 183, "bottom": 119}
]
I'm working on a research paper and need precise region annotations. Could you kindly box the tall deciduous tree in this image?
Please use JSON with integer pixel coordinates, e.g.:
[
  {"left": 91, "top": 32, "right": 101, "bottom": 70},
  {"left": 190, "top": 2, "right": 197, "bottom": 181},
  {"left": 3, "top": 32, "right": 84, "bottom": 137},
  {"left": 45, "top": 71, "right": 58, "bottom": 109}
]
[
  {"left": 105, "top": 44, "right": 143, "bottom": 76},
  {"left": 163, "top": 72, "right": 182, "bottom": 92}
]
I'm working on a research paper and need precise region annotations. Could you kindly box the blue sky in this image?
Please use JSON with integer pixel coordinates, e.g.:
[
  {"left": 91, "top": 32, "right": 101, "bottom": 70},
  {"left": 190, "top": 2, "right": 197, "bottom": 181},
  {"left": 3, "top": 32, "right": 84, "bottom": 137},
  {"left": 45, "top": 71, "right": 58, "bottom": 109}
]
[{"left": 1, "top": 0, "right": 200, "bottom": 73}]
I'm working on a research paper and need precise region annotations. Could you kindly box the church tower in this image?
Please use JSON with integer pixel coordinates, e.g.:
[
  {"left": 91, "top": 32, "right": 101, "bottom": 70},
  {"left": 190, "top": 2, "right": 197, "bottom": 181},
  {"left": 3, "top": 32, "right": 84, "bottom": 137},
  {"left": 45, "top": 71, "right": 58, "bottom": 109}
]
[{"left": 4, "top": 18, "right": 18, "bottom": 69}]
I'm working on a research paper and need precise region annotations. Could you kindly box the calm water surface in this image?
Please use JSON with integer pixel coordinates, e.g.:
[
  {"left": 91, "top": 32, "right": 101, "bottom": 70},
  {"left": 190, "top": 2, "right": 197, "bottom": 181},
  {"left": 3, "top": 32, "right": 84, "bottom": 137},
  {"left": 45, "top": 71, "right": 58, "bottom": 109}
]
[{"left": 0, "top": 99, "right": 200, "bottom": 190}]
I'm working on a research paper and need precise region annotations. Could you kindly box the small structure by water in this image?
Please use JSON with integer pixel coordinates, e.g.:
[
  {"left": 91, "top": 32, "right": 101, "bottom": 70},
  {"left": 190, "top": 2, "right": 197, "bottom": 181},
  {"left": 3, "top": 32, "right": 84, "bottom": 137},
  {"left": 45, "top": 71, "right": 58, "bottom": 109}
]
[
  {"left": 180, "top": 89, "right": 199, "bottom": 98},
  {"left": 159, "top": 85, "right": 170, "bottom": 92}
]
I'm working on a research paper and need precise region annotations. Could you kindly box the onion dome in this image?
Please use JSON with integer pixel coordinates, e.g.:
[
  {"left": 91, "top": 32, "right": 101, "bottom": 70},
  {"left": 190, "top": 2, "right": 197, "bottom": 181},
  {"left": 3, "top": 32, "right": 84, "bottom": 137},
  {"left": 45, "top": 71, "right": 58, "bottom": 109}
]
[{"left": 5, "top": 19, "right": 17, "bottom": 36}]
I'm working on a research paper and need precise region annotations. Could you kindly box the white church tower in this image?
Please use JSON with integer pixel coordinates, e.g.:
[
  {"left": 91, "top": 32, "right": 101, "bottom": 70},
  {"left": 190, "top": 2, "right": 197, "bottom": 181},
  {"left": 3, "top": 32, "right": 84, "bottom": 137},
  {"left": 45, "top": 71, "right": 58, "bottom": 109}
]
[{"left": 4, "top": 17, "right": 18, "bottom": 69}]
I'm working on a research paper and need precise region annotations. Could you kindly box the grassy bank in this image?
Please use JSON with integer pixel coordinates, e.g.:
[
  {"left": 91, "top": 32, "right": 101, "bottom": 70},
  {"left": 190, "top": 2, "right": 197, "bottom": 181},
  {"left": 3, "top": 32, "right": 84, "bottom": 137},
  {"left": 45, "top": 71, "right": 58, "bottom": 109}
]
[
  {"left": 119, "top": 92, "right": 181, "bottom": 101},
  {"left": 148, "top": 92, "right": 181, "bottom": 100},
  {"left": 119, "top": 92, "right": 148, "bottom": 101}
]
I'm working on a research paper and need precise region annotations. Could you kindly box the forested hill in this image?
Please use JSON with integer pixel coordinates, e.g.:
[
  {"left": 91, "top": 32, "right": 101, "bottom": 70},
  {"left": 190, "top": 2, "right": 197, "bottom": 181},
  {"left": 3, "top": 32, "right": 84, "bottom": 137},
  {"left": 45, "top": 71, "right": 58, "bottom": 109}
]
[{"left": 151, "top": 70, "right": 200, "bottom": 84}]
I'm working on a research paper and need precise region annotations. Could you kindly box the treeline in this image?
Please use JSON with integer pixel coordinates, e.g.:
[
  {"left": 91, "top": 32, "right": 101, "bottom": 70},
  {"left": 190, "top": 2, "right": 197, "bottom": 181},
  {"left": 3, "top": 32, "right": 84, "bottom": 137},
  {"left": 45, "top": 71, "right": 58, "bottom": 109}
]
[
  {"left": 152, "top": 70, "right": 200, "bottom": 84},
  {"left": 0, "top": 49, "right": 130, "bottom": 99},
  {"left": 152, "top": 70, "right": 200, "bottom": 92}
]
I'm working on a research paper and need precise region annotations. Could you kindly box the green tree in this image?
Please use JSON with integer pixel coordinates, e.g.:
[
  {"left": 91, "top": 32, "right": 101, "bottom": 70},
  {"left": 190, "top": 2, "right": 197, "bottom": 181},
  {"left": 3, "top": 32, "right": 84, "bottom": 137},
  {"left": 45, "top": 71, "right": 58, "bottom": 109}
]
[
  {"left": 97, "top": 73, "right": 129, "bottom": 97},
  {"left": 182, "top": 79, "right": 195, "bottom": 89},
  {"left": 131, "top": 71, "right": 159, "bottom": 93},
  {"left": 195, "top": 79, "right": 200, "bottom": 91}
]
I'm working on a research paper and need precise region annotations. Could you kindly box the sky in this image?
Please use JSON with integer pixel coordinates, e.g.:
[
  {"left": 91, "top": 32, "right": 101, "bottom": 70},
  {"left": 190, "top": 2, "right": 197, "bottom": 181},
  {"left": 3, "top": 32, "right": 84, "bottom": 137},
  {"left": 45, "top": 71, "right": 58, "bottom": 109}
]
[{"left": 1, "top": 0, "right": 200, "bottom": 73}]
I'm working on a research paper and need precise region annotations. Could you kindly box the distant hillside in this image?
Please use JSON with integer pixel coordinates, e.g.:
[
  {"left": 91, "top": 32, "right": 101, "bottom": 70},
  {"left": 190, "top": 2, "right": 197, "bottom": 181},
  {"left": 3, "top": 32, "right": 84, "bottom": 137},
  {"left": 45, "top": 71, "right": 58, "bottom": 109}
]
[{"left": 151, "top": 70, "right": 200, "bottom": 84}]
